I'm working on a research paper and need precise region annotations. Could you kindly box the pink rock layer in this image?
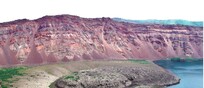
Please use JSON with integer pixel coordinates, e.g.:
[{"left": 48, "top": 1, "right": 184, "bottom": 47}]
[{"left": 0, "top": 14, "right": 203, "bottom": 66}]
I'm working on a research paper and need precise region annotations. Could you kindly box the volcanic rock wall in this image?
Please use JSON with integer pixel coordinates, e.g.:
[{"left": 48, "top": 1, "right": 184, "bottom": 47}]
[{"left": 0, "top": 15, "right": 203, "bottom": 66}]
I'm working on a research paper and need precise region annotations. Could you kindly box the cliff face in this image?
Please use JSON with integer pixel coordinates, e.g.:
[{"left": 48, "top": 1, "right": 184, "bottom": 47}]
[{"left": 0, "top": 15, "right": 203, "bottom": 66}]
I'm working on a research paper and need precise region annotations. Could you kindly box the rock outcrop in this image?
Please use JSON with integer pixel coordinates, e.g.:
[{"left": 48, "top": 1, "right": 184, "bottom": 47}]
[
  {"left": 0, "top": 14, "right": 203, "bottom": 66},
  {"left": 53, "top": 66, "right": 180, "bottom": 88}
]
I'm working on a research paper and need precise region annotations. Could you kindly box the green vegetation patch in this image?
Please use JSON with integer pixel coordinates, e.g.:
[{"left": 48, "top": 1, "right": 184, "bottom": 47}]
[
  {"left": 170, "top": 57, "right": 197, "bottom": 62},
  {"left": 128, "top": 59, "right": 149, "bottom": 64},
  {"left": 185, "top": 57, "right": 195, "bottom": 62},
  {"left": 170, "top": 57, "right": 181, "bottom": 61},
  {"left": 65, "top": 72, "right": 79, "bottom": 81},
  {"left": 0, "top": 67, "right": 28, "bottom": 88}
]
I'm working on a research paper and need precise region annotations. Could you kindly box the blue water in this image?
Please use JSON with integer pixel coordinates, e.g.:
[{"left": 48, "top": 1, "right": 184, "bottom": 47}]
[{"left": 154, "top": 60, "right": 203, "bottom": 88}]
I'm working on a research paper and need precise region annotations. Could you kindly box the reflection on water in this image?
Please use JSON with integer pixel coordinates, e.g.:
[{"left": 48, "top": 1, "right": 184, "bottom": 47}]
[{"left": 154, "top": 59, "right": 203, "bottom": 88}]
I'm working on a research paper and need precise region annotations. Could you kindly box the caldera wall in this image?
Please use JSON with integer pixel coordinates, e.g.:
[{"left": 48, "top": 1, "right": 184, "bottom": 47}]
[{"left": 0, "top": 15, "right": 203, "bottom": 66}]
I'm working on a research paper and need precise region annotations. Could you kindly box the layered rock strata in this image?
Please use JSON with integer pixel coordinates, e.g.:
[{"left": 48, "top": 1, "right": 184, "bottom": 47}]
[{"left": 0, "top": 15, "right": 202, "bottom": 66}]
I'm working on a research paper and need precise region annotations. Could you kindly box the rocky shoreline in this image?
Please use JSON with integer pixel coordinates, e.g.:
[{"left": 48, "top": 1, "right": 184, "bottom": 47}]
[
  {"left": 0, "top": 60, "right": 180, "bottom": 88},
  {"left": 51, "top": 63, "right": 180, "bottom": 88}
]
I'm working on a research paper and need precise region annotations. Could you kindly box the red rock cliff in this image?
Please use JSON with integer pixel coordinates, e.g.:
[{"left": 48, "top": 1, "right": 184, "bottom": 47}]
[{"left": 0, "top": 15, "right": 203, "bottom": 66}]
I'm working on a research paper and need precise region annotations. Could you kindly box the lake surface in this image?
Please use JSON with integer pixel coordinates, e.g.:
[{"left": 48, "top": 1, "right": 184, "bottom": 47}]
[{"left": 154, "top": 59, "right": 203, "bottom": 88}]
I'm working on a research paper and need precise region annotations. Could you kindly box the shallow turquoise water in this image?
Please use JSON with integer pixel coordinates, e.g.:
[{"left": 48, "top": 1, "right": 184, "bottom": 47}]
[{"left": 154, "top": 60, "right": 203, "bottom": 88}]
